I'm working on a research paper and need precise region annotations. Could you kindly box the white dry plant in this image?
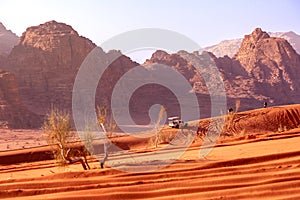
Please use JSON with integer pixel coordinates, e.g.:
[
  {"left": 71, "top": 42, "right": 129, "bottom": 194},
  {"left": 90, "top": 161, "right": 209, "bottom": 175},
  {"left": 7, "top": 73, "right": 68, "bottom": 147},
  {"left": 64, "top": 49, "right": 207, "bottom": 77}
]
[
  {"left": 97, "top": 105, "right": 117, "bottom": 168},
  {"left": 147, "top": 106, "right": 167, "bottom": 148},
  {"left": 154, "top": 106, "right": 167, "bottom": 148}
]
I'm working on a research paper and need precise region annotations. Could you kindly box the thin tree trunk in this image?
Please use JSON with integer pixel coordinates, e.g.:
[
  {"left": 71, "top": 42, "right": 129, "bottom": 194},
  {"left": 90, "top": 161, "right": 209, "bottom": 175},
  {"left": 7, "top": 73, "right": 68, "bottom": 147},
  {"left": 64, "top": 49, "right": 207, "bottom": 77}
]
[
  {"left": 100, "top": 123, "right": 109, "bottom": 168},
  {"left": 155, "top": 126, "right": 159, "bottom": 148}
]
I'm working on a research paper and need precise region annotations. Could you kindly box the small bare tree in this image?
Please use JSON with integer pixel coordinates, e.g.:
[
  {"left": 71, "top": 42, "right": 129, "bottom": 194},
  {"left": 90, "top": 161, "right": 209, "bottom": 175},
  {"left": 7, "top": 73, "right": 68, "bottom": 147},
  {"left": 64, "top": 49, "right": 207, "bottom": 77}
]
[
  {"left": 97, "top": 105, "right": 117, "bottom": 168},
  {"left": 43, "top": 108, "right": 90, "bottom": 170}
]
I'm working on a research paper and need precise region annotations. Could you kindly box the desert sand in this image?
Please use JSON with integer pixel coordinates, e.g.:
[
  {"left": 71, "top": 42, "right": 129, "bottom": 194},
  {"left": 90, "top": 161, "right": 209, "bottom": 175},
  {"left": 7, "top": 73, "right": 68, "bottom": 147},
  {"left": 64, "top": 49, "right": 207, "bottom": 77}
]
[{"left": 1, "top": 105, "right": 300, "bottom": 199}]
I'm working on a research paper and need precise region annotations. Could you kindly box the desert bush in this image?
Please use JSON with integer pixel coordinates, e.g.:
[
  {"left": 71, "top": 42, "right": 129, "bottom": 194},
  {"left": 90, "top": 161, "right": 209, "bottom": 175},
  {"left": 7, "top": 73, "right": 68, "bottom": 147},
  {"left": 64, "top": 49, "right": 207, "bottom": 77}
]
[
  {"left": 239, "top": 128, "right": 246, "bottom": 138},
  {"left": 82, "top": 124, "right": 97, "bottom": 155},
  {"left": 278, "top": 123, "right": 288, "bottom": 133},
  {"left": 146, "top": 106, "right": 167, "bottom": 148},
  {"left": 159, "top": 130, "right": 175, "bottom": 144},
  {"left": 43, "top": 108, "right": 73, "bottom": 166},
  {"left": 148, "top": 133, "right": 157, "bottom": 147},
  {"left": 44, "top": 108, "right": 91, "bottom": 170},
  {"left": 148, "top": 129, "right": 175, "bottom": 147}
]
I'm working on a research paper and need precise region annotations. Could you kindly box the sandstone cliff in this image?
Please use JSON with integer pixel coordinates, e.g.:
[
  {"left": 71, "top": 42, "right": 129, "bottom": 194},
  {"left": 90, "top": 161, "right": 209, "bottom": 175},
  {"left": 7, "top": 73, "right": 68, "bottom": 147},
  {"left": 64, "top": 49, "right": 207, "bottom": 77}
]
[
  {"left": 147, "top": 28, "right": 300, "bottom": 112},
  {"left": 234, "top": 28, "right": 300, "bottom": 104},
  {"left": 0, "top": 70, "right": 41, "bottom": 128},
  {"left": 5, "top": 21, "right": 97, "bottom": 114},
  {"left": 4, "top": 21, "right": 138, "bottom": 118},
  {"left": 2, "top": 22, "right": 300, "bottom": 128}
]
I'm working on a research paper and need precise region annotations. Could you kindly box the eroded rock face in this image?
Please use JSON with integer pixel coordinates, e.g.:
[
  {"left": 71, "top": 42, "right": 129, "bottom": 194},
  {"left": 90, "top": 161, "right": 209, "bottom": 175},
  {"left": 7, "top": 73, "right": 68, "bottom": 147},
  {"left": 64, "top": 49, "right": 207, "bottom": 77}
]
[
  {"left": 4, "top": 21, "right": 139, "bottom": 122},
  {"left": 147, "top": 28, "right": 300, "bottom": 112},
  {"left": 0, "top": 71, "right": 41, "bottom": 128},
  {"left": 5, "top": 21, "right": 97, "bottom": 114},
  {"left": 2, "top": 23, "right": 300, "bottom": 128},
  {"left": 234, "top": 28, "right": 300, "bottom": 104}
]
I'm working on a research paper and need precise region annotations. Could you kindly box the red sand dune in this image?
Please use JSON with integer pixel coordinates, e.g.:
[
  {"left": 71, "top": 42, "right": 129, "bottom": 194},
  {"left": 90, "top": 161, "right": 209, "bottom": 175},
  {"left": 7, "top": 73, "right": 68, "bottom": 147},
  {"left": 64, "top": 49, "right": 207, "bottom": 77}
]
[{"left": 1, "top": 104, "right": 300, "bottom": 199}]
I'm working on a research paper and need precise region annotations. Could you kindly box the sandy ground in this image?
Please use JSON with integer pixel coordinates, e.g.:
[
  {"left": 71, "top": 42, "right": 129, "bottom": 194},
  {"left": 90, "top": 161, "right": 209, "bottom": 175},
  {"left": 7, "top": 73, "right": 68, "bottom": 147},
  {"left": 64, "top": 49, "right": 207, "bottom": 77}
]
[
  {"left": 1, "top": 105, "right": 300, "bottom": 199},
  {"left": 0, "top": 129, "right": 47, "bottom": 151}
]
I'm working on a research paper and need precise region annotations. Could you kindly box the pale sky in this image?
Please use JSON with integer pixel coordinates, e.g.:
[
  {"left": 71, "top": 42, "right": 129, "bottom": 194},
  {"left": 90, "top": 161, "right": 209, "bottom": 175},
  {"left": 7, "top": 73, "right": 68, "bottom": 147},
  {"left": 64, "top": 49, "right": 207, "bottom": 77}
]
[{"left": 0, "top": 0, "right": 299, "bottom": 48}]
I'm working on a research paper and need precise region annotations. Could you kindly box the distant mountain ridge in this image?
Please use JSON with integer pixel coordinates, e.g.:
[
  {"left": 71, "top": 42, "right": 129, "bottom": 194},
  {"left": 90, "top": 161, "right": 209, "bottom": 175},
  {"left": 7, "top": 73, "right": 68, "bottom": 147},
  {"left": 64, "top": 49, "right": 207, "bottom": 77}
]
[
  {"left": 204, "top": 31, "right": 300, "bottom": 58},
  {"left": 0, "top": 21, "right": 300, "bottom": 128},
  {"left": 0, "top": 22, "right": 18, "bottom": 57},
  {"left": 148, "top": 28, "right": 300, "bottom": 111},
  {"left": 3, "top": 20, "right": 138, "bottom": 120}
]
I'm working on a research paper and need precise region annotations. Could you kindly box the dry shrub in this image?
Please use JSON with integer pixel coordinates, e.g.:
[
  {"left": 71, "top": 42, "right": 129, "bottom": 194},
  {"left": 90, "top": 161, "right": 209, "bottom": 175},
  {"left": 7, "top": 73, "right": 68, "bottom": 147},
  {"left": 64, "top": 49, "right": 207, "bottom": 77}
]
[
  {"left": 148, "top": 134, "right": 156, "bottom": 147},
  {"left": 159, "top": 130, "right": 175, "bottom": 144},
  {"left": 82, "top": 124, "right": 97, "bottom": 155},
  {"left": 43, "top": 108, "right": 73, "bottom": 166},
  {"left": 146, "top": 106, "right": 167, "bottom": 148},
  {"left": 148, "top": 129, "right": 175, "bottom": 146},
  {"left": 239, "top": 128, "right": 246, "bottom": 138},
  {"left": 278, "top": 123, "right": 288, "bottom": 133}
]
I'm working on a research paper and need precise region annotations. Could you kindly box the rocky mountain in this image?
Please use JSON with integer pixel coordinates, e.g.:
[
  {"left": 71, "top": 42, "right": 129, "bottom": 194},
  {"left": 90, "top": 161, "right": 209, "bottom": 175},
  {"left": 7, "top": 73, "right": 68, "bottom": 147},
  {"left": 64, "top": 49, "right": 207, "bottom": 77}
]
[
  {"left": 204, "top": 31, "right": 300, "bottom": 58},
  {"left": 0, "top": 70, "right": 41, "bottom": 128},
  {"left": 148, "top": 28, "right": 300, "bottom": 112},
  {"left": 1, "top": 21, "right": 300, "bottom": 128},
  {"left": 3, "top": 21, "right": 96, "bottom": 115},
  {"left": 234, "top": 28, "right": 300, "bottom": 105},
  {"left": 0, "top": 22, "right": 18, "bottom": 57},
  {"left": 2, "top": 20, "right": 138, "bottom": 122}
]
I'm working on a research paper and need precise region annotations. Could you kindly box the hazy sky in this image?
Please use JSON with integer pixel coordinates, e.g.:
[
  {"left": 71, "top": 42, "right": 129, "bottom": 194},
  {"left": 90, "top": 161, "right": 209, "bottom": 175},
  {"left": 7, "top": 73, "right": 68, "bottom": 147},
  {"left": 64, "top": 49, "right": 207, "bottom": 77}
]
[{"left": 0, "top": 0, "right": 299, "bottom": 48}]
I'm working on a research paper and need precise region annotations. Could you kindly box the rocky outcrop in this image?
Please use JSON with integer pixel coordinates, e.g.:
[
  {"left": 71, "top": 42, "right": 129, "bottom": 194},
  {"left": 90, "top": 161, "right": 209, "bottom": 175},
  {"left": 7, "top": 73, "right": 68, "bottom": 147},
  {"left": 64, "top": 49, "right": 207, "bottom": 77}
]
[
  {"left": 234, "top": 28, "right": 300, "bottom": 104},
  {"left": 0, "top": 22, "right": 18, "bottom": 57},
  {"left": 4, "top": 21, "right": 138, "bottom": 118},
  {"left": 147, "top": 28, "right": 300, "bottom": 112},
  {"left": 0, "top": 70, "right": 41, "bottom": 128},
  {"left": 2, "top": 22, "right": 300, "bottom": 128},
  {"left": 4, "top": 21, "right": 97, "bottom": 114}
]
